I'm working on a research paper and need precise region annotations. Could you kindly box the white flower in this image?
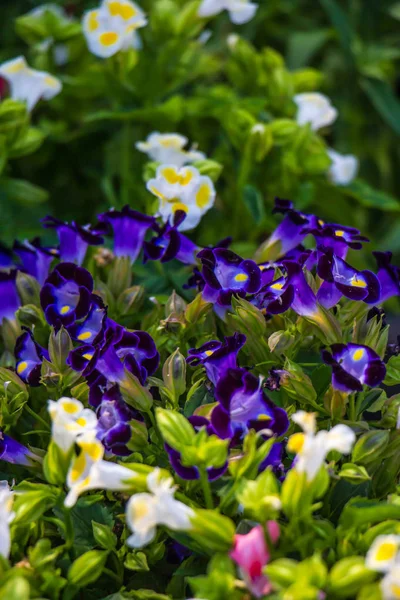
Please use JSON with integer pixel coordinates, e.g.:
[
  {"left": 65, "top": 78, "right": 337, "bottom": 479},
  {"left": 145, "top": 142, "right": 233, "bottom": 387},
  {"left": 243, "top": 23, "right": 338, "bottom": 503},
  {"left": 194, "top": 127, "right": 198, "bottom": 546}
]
[
  {"left": 0, "top": 56, "right": 62, "bottom": 112},
  {"left": 366, "top": 535, "right": 400, "bottom": 573},
  {"left": 136, "top": 132, "right": 205, "bottom": 167},
  {"left": 198, "top": 0, "right": 258, "bottom": 25},
  {"left": 294, "top": 93, "right": 338, "bottom": 131},
  {"left": 82, "top": 0, "right": 147, "bottom": 58},
  {"left": 381, "top": 564, "right": 400, "bottom": 600},
  {"left": 327, "top": 149, "right": 358, "bottom": 186},
  {"left": 126, "top": 468, "right": 194, "bottom": 548},
  {"left": 0, "top": 481, "right": 15, "bottom": 559},
  {"left": 288, "top": 411, "right": 355, "bottom": 481},
  {"left": 48, "top": 397, "right": 98, "bottom": 453},
  {"left": 147, "top": 165, "right": 216, "bottom": 231},
  {"left": 65, "top": 433, "right": 138, "bottom": 507}
]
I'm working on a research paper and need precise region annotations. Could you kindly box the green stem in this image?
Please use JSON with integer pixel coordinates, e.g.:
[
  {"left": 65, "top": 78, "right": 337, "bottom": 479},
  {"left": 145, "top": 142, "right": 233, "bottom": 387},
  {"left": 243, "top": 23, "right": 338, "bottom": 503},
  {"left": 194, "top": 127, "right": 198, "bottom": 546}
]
[
  {"left": 63, "top": 508, "right": 75, "bottom": 550},
  {"left": 24, "top": 404, "right": 51, "bottom": 431},
  {"left": 199, "top": 467, "right": 213, "bottom": 510},
  {"left": 348, "top": 394, "right": 356, "bottom": 422}
]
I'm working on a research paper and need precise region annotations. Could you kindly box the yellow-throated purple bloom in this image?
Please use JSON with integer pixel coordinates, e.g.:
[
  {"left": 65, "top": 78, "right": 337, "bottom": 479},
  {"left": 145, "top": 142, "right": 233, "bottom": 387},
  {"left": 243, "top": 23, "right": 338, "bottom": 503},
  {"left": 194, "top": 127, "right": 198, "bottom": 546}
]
[
  {"left": 165, "top": 415, "right": 228, "bottom": 481},
  {"left": 69, "top": 296, "right": 107, "bottom": 346},
  {"left": 198, "top": 248, "right": 261, "bottom": 318},
  {"left": 13, "top": 239, "right": 56, "bottom": 285},
  {"left": 15, "top": 329, "right": 49, "bottom": 385},
  {"left": 211, "top": 368, "right": 289, "bottom": 440},
  {"left": 42, "top": 216, "right": 104, "bottom": 266},
  {"left": 317, "top": 248, "right": 380, "bottom": 309},
  {"left": 0, "top": 270, "right": 20, "bottom": 324},
  {"left": 252, "top": 266, "right": 295, "bottom": 315},
  {"left": 97, "top": 206, "right": 155, "bottom": 263},
  {"left": 40, "top": 262, "right": 94, "bottom": 328},
  {"left": 309, "top": 221, "right": 369, "bottom": 260},
  {"left": 0, "top": 430, "right": 39, "bottom": 467},
  {"left": 96, "top": 385, "right": 144, "bottom": 456},
  {"left": 143, "top": 211, "right": 198, "bottom": 265},
  {"left": 373, "top": 251, "right": 400, "bottom": 303},
  {"left": 322, "top": 343, "right": 386, "bottom": 392},
  {"left": 281, "top": 260, "right": 318, "bottom": 318},
  {"left": 187, "top": 332, "right": 246, "bottom": 386}
]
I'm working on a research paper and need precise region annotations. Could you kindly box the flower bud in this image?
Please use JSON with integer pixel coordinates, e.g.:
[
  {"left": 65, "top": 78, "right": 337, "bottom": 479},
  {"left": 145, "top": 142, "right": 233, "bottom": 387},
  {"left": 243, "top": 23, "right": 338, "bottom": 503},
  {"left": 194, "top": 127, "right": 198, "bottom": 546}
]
[
  {"left": 120, "top": 370, "right": 153, "bottom": 413},
  {"left": 260, "top": 47, "right": 285, "bottom": 70},
  {"left": 1, "top": 317, "right": 21, "bottom": 354},
  {"left": 185, "top": 293, "right": 212, "bottom": 324},
  {"left": 268, "top": 330, "right": 295, "bottom": 354},
  {"left": 48, "top": 327, "right": 73, "bottom": 374},
  {"left": 116, "top": 285, "right": 144, "bottom": 316},
  {"left": 190, "top": 509, "right": 235, "bottom": 554},
  {"left": 164, "top": 291, "right": 187, "bottom": 329},
  {"left": 339, "top": 463, "right": 370, "bottom": 484},
  {"left": 264, "top": 558, "right": 298, "bottom": 589},
  {"left": 328, "top": 557, "right": 376, "bottom": 597},
  {"left": 16, "top": 304, "right": 45, "bottom": 328},
  {"left": 43, "top": 440, "right": 72, "bottom": 485},
  {"left": 248, "top": 124, "right": 273, "bottom": 162},
  {"left": 68, "top": 550, "right": 108, "bottom": 588},
  {"left": 107, "top": 256, "right": 132, "bottom": 299},
  {"left": 16, "top": 271, "right": 41, "bottom": 306},
  {"left": 231, "top": 296, "right": 266, "bottom": 336},
  {"left": 351, "top": 430, "right": 389, "bottom": 466},
  {"left": 323, "top": 386, "right": 348, "bottom": 419},
  {"left": 156, "top": 407, "right": 195, "bottom": 451},
  {"left": 192, "top": 159, "right": 223, "bottom": 182},
  {"left": 223, "top": 108, "right": 257, "bottom": 149},
  {"left": 162, "top": 348, "right": 187, "bottom": 403},
  {"left": 280, "top": 358, "right": 317, "bottom": 405}
]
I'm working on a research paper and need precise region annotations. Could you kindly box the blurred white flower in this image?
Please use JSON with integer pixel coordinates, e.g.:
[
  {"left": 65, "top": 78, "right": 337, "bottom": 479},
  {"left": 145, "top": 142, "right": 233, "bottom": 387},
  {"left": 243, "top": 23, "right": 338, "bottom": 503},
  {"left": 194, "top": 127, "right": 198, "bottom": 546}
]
[
  {"left": 136, "top": 132, "right": 205, "bottom": 167},
  {"left": 381, "top": 564, "right": 400, "bottom": 600},
  {"left": 327, "top": 149, "right": 358, "bottom": 186},
  {"left": 366, "top": 535, "right": 400, "bottom": 573},
  {"left": 147, "top": 165, "right": 215, "bottom": 231},
  {"left": 0, "top": 481, "right": 14, "bottom": 559},
  {"left": 288, "top": 411, "right": 355, "bottom": 481},
  {"left": 294, "top": 93, "right": 338, "bottom": 131},
  {"left": 65, "top": 433, "right": 138, "bottom": 507},
  {"left": 0, "top": 56, "right": 62, "bottom": 112},
  {"left": 126, "top": 468, "right": 194, "bottom": 548},
  {"left": 48, "top": 397, "right": 98, "bottom": 453},
  {"left": 198, "top": 0, "right": 258, "bottom": 25},
  {"left": 83, "top": 0, "right": 147, "bottom": 58}
]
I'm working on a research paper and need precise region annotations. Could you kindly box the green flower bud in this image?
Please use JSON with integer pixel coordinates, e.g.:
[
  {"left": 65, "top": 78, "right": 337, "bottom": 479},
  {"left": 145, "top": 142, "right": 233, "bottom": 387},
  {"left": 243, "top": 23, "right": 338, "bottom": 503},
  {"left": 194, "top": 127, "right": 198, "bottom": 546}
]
[
  {"left": 143, "top": 161, "right": 158, "bottom": 182},
  {"left": 269, "top": 119, "right": 299, "bottom": 146},
  {"left": 107, "top": 256, "right": 132, "bottom": 299},
  {"left": 156, "top": 407, "right": 195, "bottom": 451},
  {"left": 283, "top": 583, "right": 321, "bottom": 600},
  {"left": 280, "top": 358, "right": 317, "bottom": 405},
  {"left": 339, "top": 463, "right": 370, "bottom": 484},
  {"left": 323, "top": 386, "right": 348, "bottom": 419},
  {"left": 185, "top": 293, "right": 212, "bottom": 324},
  {"left": 261, "top": 47, "right": 285, "bottom": 70},
  {"left": 0, "top": 99, "right": 28, "bottom": 143},
  {"left": 16, "top": 271, "right": 41, "bottom": 307},
  {"left": 190, "top": 510, "right": 235, "bottom": 553},
  {"left": 43, "top": 440, "right": 72, "bottom": 486},
  {"left": 247, "top": 123, "right": 274, "bottom": 162},
  {"left": 48, "top": 326, "right": 73, "bottom": 374},
  {"left": 116, "top": 285, "right": 144, "bottom": 316},
  {"left": 380, "top": 394, "right": 400, "bottom": 428},
  {"left": 328, "top": 557, "right": 376, "bottom": 597},
  {"left": 16, "top": 304, "right": 45, "bottom": 328},
  {"left": 120, "top": 370, "right": 153, "bottom": 413},
  {"left": 384, "top": 354, "right": 400, "bottom": 387},
  {"left": 268, "top": 330, "right": 295, "bottom": 354},
  {"left": 351, "top": 430, "right": 389, "bottom": 466},
  {"left": 223, "top": 108, "right": 257, "bottom": 149},
  {"left": 230, "top": 296, "right": 267, "bottom": 336},
  {"left": 162, "top": 348, "right": 187, "bottom": 403},
  {"left": 68, "top": 550, "right": 108, "bottom": 588},
  {"left": 193, "top": 159, "right": 223, "bottom": 182},
  {"left": 264, "top": 558, "right": 298, "bottom": 589},
  {"left": 1, "top": 317, "right": 21, "bottom": 354},
  {"left": 92, "top": 521, "right": 117, "bottom": 550},
  {"left": 0, "top": 576, "right": 30, "bottom": 600}
]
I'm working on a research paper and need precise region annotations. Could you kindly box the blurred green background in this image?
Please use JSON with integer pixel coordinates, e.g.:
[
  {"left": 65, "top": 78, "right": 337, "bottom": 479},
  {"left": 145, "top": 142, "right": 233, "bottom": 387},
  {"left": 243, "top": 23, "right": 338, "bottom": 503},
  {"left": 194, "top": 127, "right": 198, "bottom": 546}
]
[{"left": 0, "top": 0, "right": 400, "bottom": 258}]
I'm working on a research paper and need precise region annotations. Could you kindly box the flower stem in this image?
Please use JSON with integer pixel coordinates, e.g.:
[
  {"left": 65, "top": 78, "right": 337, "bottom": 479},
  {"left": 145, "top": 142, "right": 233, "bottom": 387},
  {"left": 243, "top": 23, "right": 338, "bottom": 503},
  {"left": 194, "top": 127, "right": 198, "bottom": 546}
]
[{"left": 199, "top": 467, "right": 213, "bottom": 510}]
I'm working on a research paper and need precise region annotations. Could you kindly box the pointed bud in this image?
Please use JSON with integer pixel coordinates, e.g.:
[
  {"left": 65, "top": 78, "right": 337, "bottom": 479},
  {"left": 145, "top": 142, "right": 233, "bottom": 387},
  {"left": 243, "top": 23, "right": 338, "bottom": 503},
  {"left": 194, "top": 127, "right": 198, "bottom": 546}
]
[
  {"left": 268, "top": 330, "right": 295, "bottom": 354},
  {"left": 162, "top": 348, "right": 186, "bottom": 404},
  {"left": 107, "top": 256, "right": 132, "bottom": 299},
  {"left": 16, "top": 271, "right": 41, "bottom": 306},
  {"left": 116, "top": 285, "right": 144, "bottom": 316},
  {"left": 48, "top": 327, "right": 73, "bottom": 374},
  {"left": 120, "top": 370, "right": 153, "bottom": 413},
  {"left": 328, "top": 557, "right": 375, "bottom": 597}
]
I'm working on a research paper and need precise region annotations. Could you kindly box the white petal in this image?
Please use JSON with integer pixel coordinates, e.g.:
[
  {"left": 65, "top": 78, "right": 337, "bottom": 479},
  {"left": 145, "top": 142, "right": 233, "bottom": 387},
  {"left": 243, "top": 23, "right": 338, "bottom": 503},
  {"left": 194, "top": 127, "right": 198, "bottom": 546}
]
[
  {"left": 198, "top": 0, "right": 224, "bottom": 17},
  {"left": 292, "top": 410, "right": 316, "bottom": 435},
  {"left": 327, "top": 149, "right": 358, "bottom": 186},
  {"left": 366, "top": 535, "right": 400, "bottom": 573},
  {"left": 227, "top": 1, "right": 258, "bottom": 24},
  {"left": 325, "top": 424, "right": 355, "bottom": 454}
]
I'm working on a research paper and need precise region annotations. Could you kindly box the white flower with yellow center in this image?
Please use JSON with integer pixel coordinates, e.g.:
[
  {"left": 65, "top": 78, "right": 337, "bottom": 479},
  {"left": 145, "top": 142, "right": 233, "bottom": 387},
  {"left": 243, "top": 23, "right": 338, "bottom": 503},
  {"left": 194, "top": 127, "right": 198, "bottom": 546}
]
[
  {"left": 136, "top": 132, "right": 205, "bottom": 167},
  {"left": 0, "top": 56, "right": 62, "bottom": 112},
  {"left": 126, "top": 468, "right": 194, "bottom": 548},
  {"left": 294, "top": 93, "right": 338, "bottom": 132},
  {"left": 382, "top": 565, "right": 400, "bottom": 600},
  {"left": 198, "top": 0, "right": 258, "bottom": 25},
  {"left": 366, "top": 535, "right": 400, "bottom": 573},
  {"left": 82, "top": 0, "right": 147, "bottom": 58},
  {"left": 65, "top": 432, "right": 138, "bottom": 507},
  {"left": 48, "top": 397, "right": 98, "bottom": 453},
  {"left": 287, "top": 411, "right": 355, "bottom": 481},
  {"left": 0, "top": 481, "right": 15, "bottom": 559},
  {"left": 327, "top": 149, "right": 358, "bottom": 186},
  {"left": 147, "top": 165, "right": 216, "bottom": 231}
]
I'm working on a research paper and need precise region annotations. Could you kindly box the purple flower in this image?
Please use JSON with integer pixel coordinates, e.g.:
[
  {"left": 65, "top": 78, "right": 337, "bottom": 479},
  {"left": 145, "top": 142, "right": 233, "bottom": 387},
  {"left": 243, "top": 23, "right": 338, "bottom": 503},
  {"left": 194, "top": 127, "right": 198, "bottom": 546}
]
[
  {"left": 258, "top": 441, "right": 285, "bottom": 477},
  {"left": 252, "top": 270, "right": 294, "bottom": 315},
  {"left": 317, "top": 249, "right": 380, "bottom": 308},
  {"left": 14, "top": 329, "right": 49, "bottom": 386},
  {"left": 96, "top": 206, "right": 155, "bottom": 263},
  {"left": 40, "top": 262, "right": 94, "bottom": 328},
  {"left": 0, "top": 243, "right": 13, "bottom": 267},
  {"left": 42, "top": 216, "right": 104, "bottom": 266},
  {"left": 322, "top": 343, "right": 386, "bottom": 392},
  {"left": 96, "top": 385, "right": 144, "bottom": 456},
  {"left": 198, "top": 248, "right": 261, "bottom": 318},
  {"left": 309, "top": 222, "right": 369, "bottom": 259},
  {"left": 143, "top": 210, "right": 198, "bottom": 265},
  {"left": 165, "top": 416, "right": 228, "bottom": 481},
  {"left": 281, "top": 261, "right": 319, "bottom": 318},
  {"left": 187, "top": 332, "right": 246, "bottom": 386},
  {"left": 13, "top": 238, "right": 56, "bottom": 285},
  {"left": 211, "top": 368, "right": 289, "bottom": 440},
  {"left": 69, "top": 296, "right": 107, "bottom": 346},
  {"left": 0, "top": 430, "right": 37, "bottom": 466},
  {"left": 0, "top": 270, "right": 20, "bottom": 323},
  {"left": 373, "top": 251, "right": 400, "bottom": 303},
  {"left": 260, "top": 199, "right": 314, "bottom": 260}
]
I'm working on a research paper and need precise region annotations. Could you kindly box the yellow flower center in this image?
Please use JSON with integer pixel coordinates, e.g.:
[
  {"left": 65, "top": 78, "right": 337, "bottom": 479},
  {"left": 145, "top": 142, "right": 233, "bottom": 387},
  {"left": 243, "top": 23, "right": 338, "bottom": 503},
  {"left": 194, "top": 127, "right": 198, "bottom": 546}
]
[
  {"left": 134, "top": 499, "right": 149, "bottom": 519},
  {"left": 287, "top": 433, "right": 305, "bottom": 454},
  {"left": 78, "top": 331, "right": 92, "bottom": 341},
  {"left": 171, "top": 202, "right": 188, "bottom": 214},
  {"left": 271, "top": 282, "right": 284, "bottom": 290},
  {"left": 99, "top": 32, "right": 119, "bottom": 47},
  {"left": 335, "top": 230, "right": 345, "bottom": 237},
  {"left": 196, "top": 183, "right": 211, "bottom": 209},
  {"left": 204, "top": 350, "right": 214, "bottom": 357},
  {"left": 87, "top": 10, "right": 99, "bottom": 32},
  {"left": 83, "top": 353, "right": 94, "bottom": 361},
  {"left": 60, "top": 305, "right": 71, "bottom": 315},
  {"left": 353, "top": 349, "right": 364, "bottom": 361},
  {"left": 62, "top": 401, "right": 79, "bottom": 414},
  {"left": 70, "top": 452, "right": 86, "bottom": 483},
  {"left": 351, "top": 277, "right": 367, "bottom": 288},
  {"left": 16, "top": 361, "right": 28, "bottom": 374},
  {"left": 234, "top": 273, "right": 248, "bottom": 283},
  {"left": 376, "top": 542, "right": 397, "bottom": 562}
]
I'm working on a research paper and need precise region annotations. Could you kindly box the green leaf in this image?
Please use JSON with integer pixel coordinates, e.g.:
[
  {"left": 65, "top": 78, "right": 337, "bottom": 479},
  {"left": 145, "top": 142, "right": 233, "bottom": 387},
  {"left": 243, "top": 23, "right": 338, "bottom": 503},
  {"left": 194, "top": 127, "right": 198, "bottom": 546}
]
[
  {"left": 344, "top": 179, "right": 400, "bottom": 212},
  {"left": 0, "top": 177, "right": 49, "bottom": 205},
  {"left": 287, "top": 29, "right": 330, "bottom": 69},
  {"left": 319, "top": 0, "right": 355, "bottom": 57},
  {"left": 124, "top": 552, "right": 149, "bottom": 572},
  {"left": 68, "top": 550, "right": 108, "bottom": 587},
  {"left": 156, "top": 407, "right": 195, "bottom": 451},
  {"left": 361, "top": 78, "right": 400, "bottom": 136},
  {"left": 92, "top": 521, "right": 117, "bottom": 550},
  {"left": 383, "top": 354, "right": 400, "bottom": 385},
  {"left": 242, "top": 185, "right": 265, "bottom": 224}
]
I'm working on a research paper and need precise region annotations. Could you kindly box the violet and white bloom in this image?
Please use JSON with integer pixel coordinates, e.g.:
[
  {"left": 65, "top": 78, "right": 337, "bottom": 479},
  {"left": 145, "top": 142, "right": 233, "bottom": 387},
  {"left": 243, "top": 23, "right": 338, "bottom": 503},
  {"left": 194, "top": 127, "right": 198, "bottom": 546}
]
[
  {"left": 147, "top": 165, "right": 215, "bottom": 231},
  {"left": 288, "top": 411, "right": 355, "bottom": 481},
  {"left": 0, "top": 56, "right": 61, "bottom": 112},
  {"left": 0, "top": 482, "right": 14, "bottom": 559},
  {"left": 198, "top": 0, "right": 258, "bottom": 25},
  {"left": 294, "top": 93, "right": 338, "bottom": 131},
  {"left": 327, "top": 149, "right": 358, "bottom": 186},
  {"left": 48, "top": 397, "right": 98, "bottom": 453},
  {"left": 83, "top": 0, "right": 147, "bottom": 58},
  {"left": 65, "top": 432, "right": 139, "bottom": 507},
  {"left": 366, "top": 535, "right": 400, "bottom": 573},
  {"left": 126, "top": 468, "right": 194, "bottom": 548},
  {"left": 136, "top": 132, "right": 205, "bottom": 167},
  {"left": 322, "top": 343, "right": 386, "bottom": 393}
]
